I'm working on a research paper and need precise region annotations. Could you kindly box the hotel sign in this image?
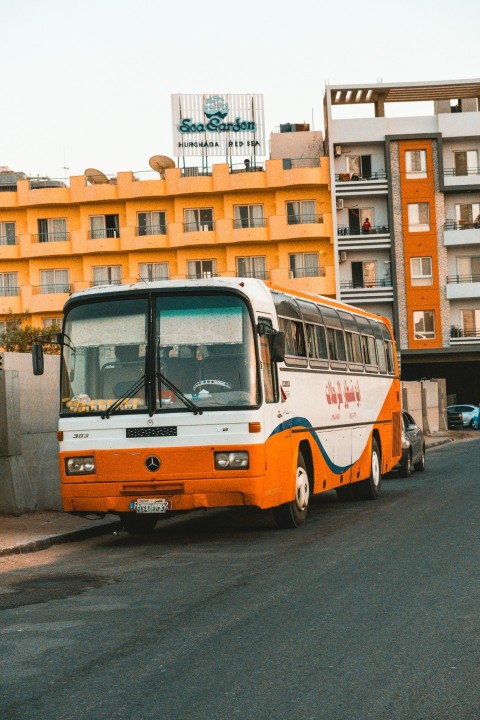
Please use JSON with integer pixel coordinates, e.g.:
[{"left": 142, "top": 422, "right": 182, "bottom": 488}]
[{"left": 171, "top": 94, "right": 265, "bottom": 157}]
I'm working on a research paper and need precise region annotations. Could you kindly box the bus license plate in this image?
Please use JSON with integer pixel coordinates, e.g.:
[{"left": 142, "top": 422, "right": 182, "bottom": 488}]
[{"left": 131, "top": 499, "right": 172, "bottom": 513}]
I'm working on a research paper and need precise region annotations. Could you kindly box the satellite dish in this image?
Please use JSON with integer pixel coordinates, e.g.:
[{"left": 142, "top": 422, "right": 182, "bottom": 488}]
[
  {"left": 149, "top": 155, "right": 175, "bottom": 178},
  {"left": 84, "top": 168, "right": 109, "bottom": 184}
]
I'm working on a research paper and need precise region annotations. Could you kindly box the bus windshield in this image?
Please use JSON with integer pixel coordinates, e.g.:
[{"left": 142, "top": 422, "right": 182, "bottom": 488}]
[
  {"left": 156, "top": 294, "right": 258, "bottom": 409},
  {"left": 61, "top": 292, "right": 258, "bottom": 415}
]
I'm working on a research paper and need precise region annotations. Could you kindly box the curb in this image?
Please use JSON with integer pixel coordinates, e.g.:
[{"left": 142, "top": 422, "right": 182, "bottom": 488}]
[{"left": 0, "top": 520, "right": 121, "bottom": 558}]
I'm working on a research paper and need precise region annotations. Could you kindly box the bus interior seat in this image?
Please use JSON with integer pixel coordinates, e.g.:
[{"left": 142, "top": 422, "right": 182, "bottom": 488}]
[{"left": 101, "top": 362, "right": 144, "bottom": 398}]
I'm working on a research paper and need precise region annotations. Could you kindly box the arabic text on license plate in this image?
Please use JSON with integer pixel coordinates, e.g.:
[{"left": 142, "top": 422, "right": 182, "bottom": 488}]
[{"left": 131, "top": 499, "right": 172, "bottom": 513}]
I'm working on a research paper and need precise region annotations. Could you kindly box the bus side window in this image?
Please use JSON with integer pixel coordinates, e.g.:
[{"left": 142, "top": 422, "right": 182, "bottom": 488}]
[
  {"left": 279, "top": 317, "right": 307, "bottom": 364},
  {"left": 385, "top": 340, "right": 395, "bottom": 374},
  {"left": 326, "top": 327, "right": 336, "bottom": 360},
  {"left": 376, "top": 339, "right": 388, "bottom": 374}
]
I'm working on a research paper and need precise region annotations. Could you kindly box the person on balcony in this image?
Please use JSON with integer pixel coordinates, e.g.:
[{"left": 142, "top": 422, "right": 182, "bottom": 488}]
[{"left": 362, "top": 218, "right": 372, "bottom": 234}]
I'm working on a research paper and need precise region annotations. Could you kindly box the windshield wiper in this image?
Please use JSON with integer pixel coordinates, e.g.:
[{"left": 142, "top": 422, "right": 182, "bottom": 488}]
[
  {"left": 101, "top": 375, "right": 145, "bottom": 419},
  {"left": 156, "top": 370, "right": 203, "bottom": 415}
]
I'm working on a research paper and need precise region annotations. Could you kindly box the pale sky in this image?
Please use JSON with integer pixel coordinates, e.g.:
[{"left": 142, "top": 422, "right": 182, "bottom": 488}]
[{"left": 1, "top": 0, "right": 478, "bottom": 179}]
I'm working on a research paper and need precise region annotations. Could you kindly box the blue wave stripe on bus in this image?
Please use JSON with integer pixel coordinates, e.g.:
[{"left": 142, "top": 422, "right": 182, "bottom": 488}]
[{"left": 269, "top": 416, "right": 353, "bottom": 474}]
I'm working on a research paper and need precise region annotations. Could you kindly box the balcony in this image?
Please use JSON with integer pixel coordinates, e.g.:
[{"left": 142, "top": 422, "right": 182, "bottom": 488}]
[
  {"left": 88, "top": 228, "right": 120, "bottom": 240},
  {"left": 233, "top": 218, "right": 266, "bottom": 229},
  {"left": 450, "top": 327, "right": 480, "bottom": 346},
  {"left": 135, "top": 224, "right": 167, "bottom": 236},
  {"left": 235, "top": 270, "right": 269, "bottom": 281},
  {"left": 443, "top": 167, "right": 480, "bottom": 190},
  {"left": 183, "top": 221, "right": 215, "bottom": 233},
  {"left": 339, "top": 279, "right": 394, "bottom": 304},
  {"left": 446, "top": 274, "right": 480, "bottom": 299},
  {"left": 289, "top": 266, "right": 326, "bottom": 280},
  {"left": 33, "top": 232, "right": 70, "bottom": 243},
  {"left": 444, "top": 220, "right": 480, "bottom": 246},
  {"left": 335, "top": 171, "right": 388, "bottom": 197},
  {"left": 337, "top": 225, "right": 391, "bottom": 250},
  {"left": 32, "top": 284, "right": 72, "bottom": 295}
]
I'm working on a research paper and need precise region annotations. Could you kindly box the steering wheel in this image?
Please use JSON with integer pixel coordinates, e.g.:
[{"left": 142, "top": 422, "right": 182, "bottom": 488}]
[{"left": 193, "top": 379, "right": 232, "bottom": 393}]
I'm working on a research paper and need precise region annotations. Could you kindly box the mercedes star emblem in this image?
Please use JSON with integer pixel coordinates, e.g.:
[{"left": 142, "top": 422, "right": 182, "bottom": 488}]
[{"left": 145, "top": 456, "right": 161, "bottom": 472}]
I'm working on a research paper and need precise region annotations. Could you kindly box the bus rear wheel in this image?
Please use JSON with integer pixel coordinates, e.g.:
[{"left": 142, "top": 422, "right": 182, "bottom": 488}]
[
  {"left": 273, "top": 452, "right": 310, "bottom": 529},
  {"left": 354, "top": 438, "right": 382, "bottom": 501},
  {"left": 120, "top": 513, "right": 158, "bottom": 535}
]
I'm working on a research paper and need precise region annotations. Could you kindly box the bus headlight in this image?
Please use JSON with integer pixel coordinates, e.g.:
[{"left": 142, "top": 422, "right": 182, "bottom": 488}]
[
  {"left": 214, "top": 451, "right": 249, "bottom": 470},
  {"left": 66, "top": 456, "right": 96, "bottom": 475}
]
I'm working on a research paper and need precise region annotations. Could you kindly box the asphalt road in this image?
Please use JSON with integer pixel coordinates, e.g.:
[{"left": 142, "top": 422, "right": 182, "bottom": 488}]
[{"left": 1, "top": 439, "right": 479, "bottom": 720}]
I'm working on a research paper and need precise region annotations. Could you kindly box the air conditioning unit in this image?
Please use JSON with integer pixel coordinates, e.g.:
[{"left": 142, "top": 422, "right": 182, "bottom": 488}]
[
  {"left": 334, "top": 145, "right": 342, "bottom": 156},
  {"left": 339, "top": 251, "right": 347, "bottom": 263},
  {"left": 336, "top": 198, "right": 344, "bottom": 210}
]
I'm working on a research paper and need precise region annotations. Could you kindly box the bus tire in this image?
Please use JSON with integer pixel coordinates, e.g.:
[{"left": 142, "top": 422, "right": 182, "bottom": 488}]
[
  {"left": 120, "top": 513, "right": 157, "bottom": 535},
  {"left": 354, "top": 438, "right": 382, "bottom": 501},
  {"left": 273, "top": 452, "right": 310, "bottom": 529}
]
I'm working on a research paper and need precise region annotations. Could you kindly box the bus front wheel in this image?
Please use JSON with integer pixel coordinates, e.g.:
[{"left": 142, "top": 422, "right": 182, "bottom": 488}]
[
  {"left": 355, "top": 438, "right": 382, "bottom": 501},
  {"left": 273, "top": 452, "right": 310, "bottom": 529},
  {"left": 120, "top": 513, "right": 158, "bottom": 535}
]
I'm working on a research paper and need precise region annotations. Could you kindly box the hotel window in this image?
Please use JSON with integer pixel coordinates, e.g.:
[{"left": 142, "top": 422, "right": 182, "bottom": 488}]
[
  {"left": 286, "top": 200, "right": 316, "bottom": 225},
  {"left": 233, "top": 205, "right": 264, "bottom": 229},
  {"left": 139, "top": 262, "right": 169, "bottom": 281},
  {"left": 42, "top": 317, "right": 62, "bottom": 329},
  {"left": 92, "top": 265, "right": 122, "bottom": 286},
  {"left": 187, "top": 259, "right": 216, "bottom": 279},
  {"left": 454, "top": 203, "right": 480, "bottom": 229},
  {"left": 408, "top": 203, "right": 430, "bottom": 232},
  {"left": 413, "top": 310, "right": 435, "bottom": 340},
  {"left": 289, "top": 252, "right": 323, "bottom": 279},
  {"left": 454, "top": 150, "right": 478, "bottom": 177},
  {"left": 137, "top": 211, "right": 166, "bottom": 236},
  {"left": 40, "top": 269, "right": 70, "bottom": 294},
  {"left": 411, "top": 257, "right": 433, "bottom": 286},
  {"left": 90, "top": 214, "right": 119, "bottom": 239},
  {"left": 184, "top": 208, "right": 214, "bottom": 232},
  {"left": 405, "top": 150, "right": 427, "bottom": 179},
  {"left": 38, "top": 218, "right": 67, "bottom": 242},
  {"left": 236, "top": 256, "right": 267, "bottom": 279},
  {"left": 457, "top": 256, "right": 480, "bottom": 281},
  {"left": 0, "top": 221, "right": 16, "bottom": 245},
  {"left": 461, "top": 309, "right": 480, "bottom": 338},
  {"left": 351, "top": 261, "right": 377, "bottom": 288},
  {"left": 0, "top": 272, "right": 19, "bottom": 296}
]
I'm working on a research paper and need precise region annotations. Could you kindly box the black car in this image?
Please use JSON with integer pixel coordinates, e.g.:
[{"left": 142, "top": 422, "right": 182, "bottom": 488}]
[{"left": 397, "top": 411, "right": 426, "bottom": 477}]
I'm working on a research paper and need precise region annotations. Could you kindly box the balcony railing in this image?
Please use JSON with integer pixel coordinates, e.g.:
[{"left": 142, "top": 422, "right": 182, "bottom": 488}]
[
  {"left": 445, "top": 220, "right": 480, "bottom": 231},
  {"left": 335, "top": 171, "right": 387, "bottom": 182},
  {"left": 447, "top": 274, "right": 480, "bottom": 284},
  {"left": 135, "top": 225, "right": 167, "bottom": 236},
  {"left": 0, "top": 183, "right": 17, "bottom": 192},
  {"left": 187, "top": 273, "right": 218, "bottom": 280},
  {"left": 450, "top": 328, "right": 480, "bottom": 338},
  {"left": 0, "top": 286, "right": 20, "bottom": 296},
  {"left": 236, "top": 270, "right": 269, "bottom": 280},
  {"left": 0, "top": 236, "right": 17, "bottom": 245},
  {"left": 444, "top": 167, "right": 480, "bottom": 177},
  {"left": 287, "top": 214, "right": 323, "bottom": 225},
  {"left": 181, "top": 167, "right": 212, "bottom": 177},
  {"left": 340, "top": 279, "right": 392, "bottom": 289},
  {"left": 230, "top": 162, "right": 265, "bottom": 173},
  {"left": 337, "top": 225, "right": 389, "bottom": 236},
  {"left": 33, "top": 232, "right": 70, "bottom": 243},
  {"left": 289, "top": 266, "right": 326, "bottom": 279},
  {"left": 89, "top": 228, "right": 120, "bottom": 240},
  {"left": 233, "top": 218, "right": 266, "bottom": 229},
  {"left": 184, "top": 221, "right": 215, "bottom": 232},
  {"left": 90, "top": 279, "right": 122, "bottom": 287},
  {"left": 33, "top": 284, "right": 72, "bottom": 295}
]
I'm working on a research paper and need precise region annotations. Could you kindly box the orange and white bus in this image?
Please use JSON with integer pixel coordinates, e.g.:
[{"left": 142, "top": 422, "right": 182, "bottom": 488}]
[{"left": 33, "top": 278, "right": 402, "bottom": 533}]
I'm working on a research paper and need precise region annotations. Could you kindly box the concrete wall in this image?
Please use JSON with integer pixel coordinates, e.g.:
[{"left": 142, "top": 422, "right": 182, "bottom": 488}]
[
  {"left": 0, "top": 352, "right": 61, "bottom": 514},
  {"left": 402, "top": 378, "right": 448, "bottom": 433}
]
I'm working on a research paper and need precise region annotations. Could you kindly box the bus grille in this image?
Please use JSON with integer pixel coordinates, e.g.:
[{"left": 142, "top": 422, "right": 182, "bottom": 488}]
[
  {"left": 126, "top": 426, "right": 177, "bottom": 438},
  {"left": 392, "top": 411, "right": 402, "bottom": 458}
]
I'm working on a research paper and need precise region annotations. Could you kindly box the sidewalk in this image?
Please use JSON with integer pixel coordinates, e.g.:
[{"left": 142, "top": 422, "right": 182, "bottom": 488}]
[{"left": 0, "top": 431, "right": 476, "bottom": 558}]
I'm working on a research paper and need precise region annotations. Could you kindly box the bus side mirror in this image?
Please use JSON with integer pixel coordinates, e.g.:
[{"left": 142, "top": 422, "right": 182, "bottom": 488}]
[
  {"left": 271, "top": 332, "right": 285, "bottom": 363},
  {"left": 32, "top": 342, "right": 44, "bottom": 376}
]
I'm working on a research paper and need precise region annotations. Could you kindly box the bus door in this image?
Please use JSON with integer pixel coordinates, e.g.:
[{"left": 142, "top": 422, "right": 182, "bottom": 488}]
[{"left": 257, "top": 315, "right": 293, "bottom": 502}]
